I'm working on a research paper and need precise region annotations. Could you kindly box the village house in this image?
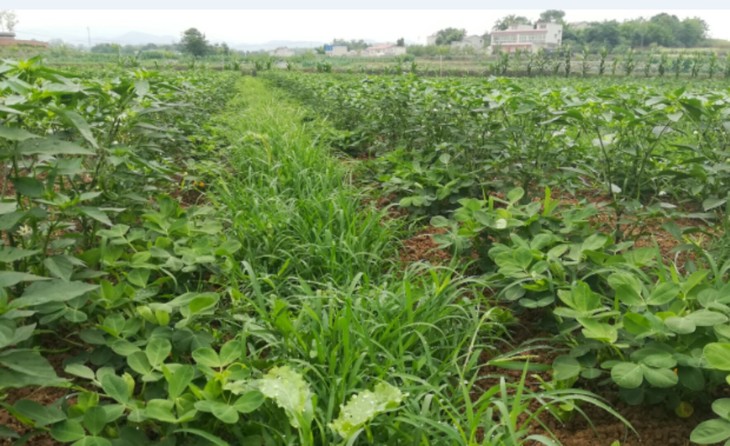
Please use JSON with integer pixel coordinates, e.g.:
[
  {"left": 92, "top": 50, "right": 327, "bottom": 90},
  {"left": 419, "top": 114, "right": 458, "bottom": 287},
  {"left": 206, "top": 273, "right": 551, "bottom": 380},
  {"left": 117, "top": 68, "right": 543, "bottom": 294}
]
[
  {"left": 489, "top": 22, "right": 562, "bottom": 54},
  {"left": 269, "top": 47, "right": 295, "bottom": 57},
  {"left": 450, "top": 34, "right": 486, "bottom": 51},
  {"left": 363, "top": 43, "right": 406, "bottom": 57},
  {"left": 0, "top": 32, "right": 48, "bottom": 48},
  {"left": 324, "top": 45, "right": 349, "bottom": 56}
]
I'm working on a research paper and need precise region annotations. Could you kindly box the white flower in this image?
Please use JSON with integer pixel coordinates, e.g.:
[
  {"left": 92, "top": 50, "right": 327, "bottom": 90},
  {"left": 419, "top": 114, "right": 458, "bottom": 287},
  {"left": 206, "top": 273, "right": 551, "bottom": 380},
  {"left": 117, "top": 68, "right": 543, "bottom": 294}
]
[{"left": 16, "top": 224, "right": 32, "bottom": 238}]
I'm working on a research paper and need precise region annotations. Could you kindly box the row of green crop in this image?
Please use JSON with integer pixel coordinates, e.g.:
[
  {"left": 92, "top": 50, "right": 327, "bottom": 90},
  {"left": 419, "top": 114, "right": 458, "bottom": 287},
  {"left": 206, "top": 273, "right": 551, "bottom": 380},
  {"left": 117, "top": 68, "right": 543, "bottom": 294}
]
[
  {"left": 268, "top": 72, "right": 730, "bottom": 444},
  {"left": 0, "top": 59, "right": 622, "bottom": 446}
]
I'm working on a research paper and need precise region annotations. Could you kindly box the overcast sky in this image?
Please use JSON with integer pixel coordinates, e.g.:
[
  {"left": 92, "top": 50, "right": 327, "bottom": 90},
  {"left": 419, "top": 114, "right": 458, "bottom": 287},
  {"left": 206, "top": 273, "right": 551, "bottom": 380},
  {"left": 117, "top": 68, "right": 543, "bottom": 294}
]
[{"left": 11, "top": 9, "right": 730, "bottom": 46}]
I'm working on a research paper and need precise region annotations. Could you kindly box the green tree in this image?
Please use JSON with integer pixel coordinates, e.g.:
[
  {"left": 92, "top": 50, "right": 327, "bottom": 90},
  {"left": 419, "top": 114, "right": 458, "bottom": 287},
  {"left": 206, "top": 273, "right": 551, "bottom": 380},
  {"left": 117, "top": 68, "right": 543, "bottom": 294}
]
[
  {"left": 539, "top": 10, "right": 566, "bottom": 24},
  {"left": 396, "top": 37, "right": 405, "bottom": 47},
  {"left": 181, "top": 28, "right": 209, "bottom": 57},
  {"left": 493, "top": 15, "right": 531, "bottom": 31},
  {"left": 434, "top": 28, "right": 466, "bottom": 45},
  {"left": 0, "top": 10, "right": 18, "bottom": 33},
  {"left": 678, "top": 17, "right": 708, "bottom": 47}
]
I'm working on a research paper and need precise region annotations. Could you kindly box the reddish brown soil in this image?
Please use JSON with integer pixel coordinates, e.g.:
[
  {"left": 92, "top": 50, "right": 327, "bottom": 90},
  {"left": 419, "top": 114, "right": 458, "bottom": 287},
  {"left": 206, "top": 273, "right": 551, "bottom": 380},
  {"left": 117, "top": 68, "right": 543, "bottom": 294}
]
[{"left": 399, "top": 226, "right": 452, "bottom": 265}]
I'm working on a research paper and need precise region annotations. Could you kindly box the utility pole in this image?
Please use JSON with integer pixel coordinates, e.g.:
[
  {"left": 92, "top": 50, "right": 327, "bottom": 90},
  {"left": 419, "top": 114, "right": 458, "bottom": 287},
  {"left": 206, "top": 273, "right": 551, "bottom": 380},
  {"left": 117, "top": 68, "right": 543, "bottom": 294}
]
[{"left": 87, "top": 27, "right": 91, "bottom": 49}]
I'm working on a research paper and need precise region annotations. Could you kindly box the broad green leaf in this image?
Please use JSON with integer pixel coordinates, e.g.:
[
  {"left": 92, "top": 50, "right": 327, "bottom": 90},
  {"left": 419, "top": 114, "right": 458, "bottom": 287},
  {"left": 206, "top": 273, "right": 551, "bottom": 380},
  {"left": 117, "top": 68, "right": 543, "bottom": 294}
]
[
  {"left": 678, "top": 367, "right": 705, "bottom": 391},
  {"left": 233, "top": 391, "right": 265, "bottom": 414},
  {"left": 255, "top": 366, "right": 313, "bottom": 429},
  {"left": 0, "top": 126, "right": 38, "bottom": 142},
  {"left": 647, "top": 282, "right": 680, "bottom": 306},
  {"left": 19, "top": 138, "right": 95, "bottom": 156},
  {"left": 145, "top": 337, "right": 171, "bottom": 367},
  {"left": 163, "top": 364, "right": 195, "bottom": 400},
  {"left": 101, "top": 374, "right": 131, "bottom": 404},
  {"left": 194, "top": 400, "right": 239, "bottom": 424},
  {"left": 174, "top": 428, "right": 229, "bottom": 446},
  {"left": 705, "top": 343, "right": 730, "bottom": 371},
  {"left": 43, "top": 255, "right": 77, "bottom": 281},
  {"left": 50, "top": 420, "right": 85, "bottom": 442},
  {"left": 665, "top": 317, "right": 696, "bottom": 334},
  {"left": 552, "top": 355, "right": 582, "bottom": 381},
  {"left": 641, "top": 365, "right": 678, "bottom": 388},
  {"left": 192, "top": 347, "right": 221, "bottom": 368},
  {"left": 13, "top": 400, "right": 65, "bottom": 427},
  {"left": 329, "top": 382, "right": 404, "bottom": 439},
  {"left": 0, "top": 271, "right": 49, "bottom": 288},
  {"left": 70, "top": 436, "right": 113, "bottom": 446},
  {"left": 581, "top": 233, "right": 608, "bottom": 251},
  {"left": 78, "top": 207, "right": 112, "bottom": 227},
  {"left": 218, "top": 339, "right": 242, "bottom": 367},
  {"left": 686, "top": 310, "right": 728, "bottom": 327},
  {"left": 82, "top": 406, "right": 107, "bottom": 436},
  {"left": 631, "top": 348, "right": 676, "bottom": 369},
  {"left": 607, "top": 272, "right": 644, "bottom": 306},
  {"left": 65, "top": 364, "right": 96, "bottom": 380},
  {"left": 703, "top": 197, "right": 727, "bottom": 212},
  {"left": 11, "top": 280, "right": 98, "bottom": 308},
  {"left": 713, "top": 398, "right": 730, "bottom": 419},
  {"left": 12, "top": 178, "right": 44, "bottom": 198},
  {"left": 57, "top": 109, "right": 98, "bottom": 149},
  {"left": 0, "top": 201, "right": 17, "bottom": 215},
  {"left": 0, "top": 246, "right": 40, "bottom": 263},
  {"left": 143, "top": 399, "right": 177, "bottom": 423},
  {"left": 610, "top": 362, "right": 643, "bottom": 389},
  {"left": 690, "top": 419, "right": 730, "bottom": 444},
  {"left": 0, "top": 323, "right": 34, "bottom": 349},
  {"left": 0, "top": 349, "right": 61, "bottom": 384},
  {"left": 579, "top": 318, "right": 618, "bottom": 343}
]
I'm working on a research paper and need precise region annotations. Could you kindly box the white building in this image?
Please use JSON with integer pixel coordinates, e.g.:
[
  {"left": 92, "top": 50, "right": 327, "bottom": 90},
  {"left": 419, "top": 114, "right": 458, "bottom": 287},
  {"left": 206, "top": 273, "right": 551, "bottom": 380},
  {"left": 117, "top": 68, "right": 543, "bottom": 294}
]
[
  {"left": 364, "top": 43, "right": 406, "bottom": 57},
  {"left": 451, "top": 35, "right": 486, "bottom": 51},
  {"left": 269, "top": 47, "right": 295, "bottom": 57},
  {"left": 426, "top": 34, "right": 438, "bottom": 46},
  {"left": 489, "top": 22, "right": 563, "bottom": 54},
  {"left": 325, "top": 45, "right": 349, "bottom": 57}
]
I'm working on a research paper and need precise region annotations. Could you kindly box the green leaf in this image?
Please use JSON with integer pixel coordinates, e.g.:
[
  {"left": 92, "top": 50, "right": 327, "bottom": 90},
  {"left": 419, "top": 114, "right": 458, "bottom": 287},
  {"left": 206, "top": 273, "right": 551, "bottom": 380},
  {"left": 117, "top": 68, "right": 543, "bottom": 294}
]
[
  {"left": 43, "top": 255, "right": 77, "bottom": 281},
  {"left": 686, "top": 310, "right": 728, "bottom": 327},
  {"left": 0, "top": 323, "right": 35, "bottom": 349},
  {"left": 705, "top": 343, "right": 730, "bottom": 371},
  {"left": 0, "top": 246, "right": 41, "bottom": 263},
  {"left": 255, "top": 366, "right": 313, "bottom": 429},
  {"left": 690, "top": 419, "right": 730, "bottom": 444},
  {"left": 611, "top": 362, "right": 644, "bottom": 389},
  {"left": 329, "top": 382, "right": 404, "bottom": 439},
  {"left": 19, "top": 138, "right": 95, "bottom": 156},
  {"left": 631, "top": 348, "right": 676, "bottom": 368},
  {"left": 12, "top": 177, "right": 44, "bottom": 198},
  {"left": 194, "top": 400, "right": 239, "bottom": 424},
  {"left": 641, "top": 365, "right": 678, "bottom": 388},
  {"left": 71, "top": 436, "right": 113, "bottom": 446},
  {"left": 101, "top": 374, "right": 131, "bottom": 404},
  {"left": 0, "top": 350, "right": 61, "bottom": 385},
  {"left": 56, "top": 109, "right": 98, "bottom": 149},
  {"left": 143, "top": 399, "right": 177, "bottom": 423},
  {"left": 507, "top": 187, "right": 525, "bottom": 203},
  {"left": 647, "top": 282, "right": 680, "bottom": 306},
  {"left": 64, "top": 363, "right": 95, "bottom": 380},
  {"left": 13, "top": 400, "right": 65, "bottom": 427},
  {"left": 552, "top": 355, "right": 582, "bottom": 381},
  {"left": 218, "top": 340, "right": 241, "bottom": 367},
  {"left": 665, "top": 317, "right": 696, "bottom": 334},
  {"left": 703, "top": 197, "right": 727, "bottom": 212},
  {"left": 713, "top": 398, "right": 730, "bottom": 419},
  {"left": 192, "top": 347, "right": 221, "bottom": 368},
  {"left": 163, "top": 364, "right": 195, "bottom": 400},
  {"left": 579, "top": 318, "right": 618, "bottom": 343},
  {"left": 145, "top": 337, "right": 171, "bottom": 367},
  {"left": 50, "top": 420, "right": 85, "bottom": 442},
  {"left": 0, "top": 126, "right": 39, "bottom": 142},
  {"left": 607, "top": 272, "right": 644, "bottom": 306},
  {"left": 232, "top": 391, "right": 265, "bottom": 414},
  {"left": 83, "top": 406, "right": 107, "bottom": 436},
  {"left": 78, "top": 207, "right": 113, "bottom": 227},
  {"left": 678, "top": 367, "right": 705, "bottom": 392},
  {"left": 581, "top": 233, "right": 608, "bottom": 251},
  {"left": 0, "top": 271, "right": 49, "bottom": 288},
  {"left": 174, "top": 428, "right": 229, "bottom": 446},
  {"left": 11, "top": 280, "right": 98, "bottom": 308}
]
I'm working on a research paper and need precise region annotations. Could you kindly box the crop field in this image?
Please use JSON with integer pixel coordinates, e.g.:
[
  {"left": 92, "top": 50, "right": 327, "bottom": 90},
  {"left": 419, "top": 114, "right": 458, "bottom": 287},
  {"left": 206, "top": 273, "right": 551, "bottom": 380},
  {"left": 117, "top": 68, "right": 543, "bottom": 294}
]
[{"left": 2, "top": 58, "right": 730, "bottom": 446}]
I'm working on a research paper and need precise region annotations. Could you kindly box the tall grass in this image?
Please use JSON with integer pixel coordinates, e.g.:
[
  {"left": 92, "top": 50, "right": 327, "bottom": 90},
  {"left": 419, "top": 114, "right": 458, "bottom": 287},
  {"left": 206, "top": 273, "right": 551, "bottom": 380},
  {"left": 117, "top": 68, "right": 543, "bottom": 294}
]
[{"left": 204, "top": 77, "right": 625, "bottom": 444}]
